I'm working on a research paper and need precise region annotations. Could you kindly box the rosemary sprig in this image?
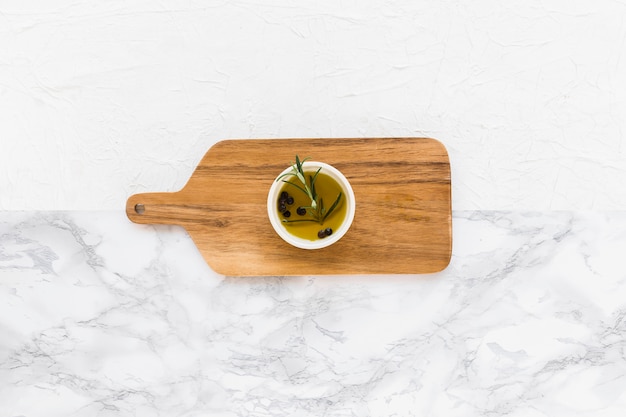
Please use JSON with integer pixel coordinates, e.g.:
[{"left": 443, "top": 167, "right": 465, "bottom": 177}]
[{"left": 276, "top": 155, "right": 342, "bottom": 225}]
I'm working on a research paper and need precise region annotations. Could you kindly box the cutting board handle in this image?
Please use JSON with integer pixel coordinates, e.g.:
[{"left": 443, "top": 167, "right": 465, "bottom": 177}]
[{"left": 126, "top": 191, "right": 186, "bottom": 225}]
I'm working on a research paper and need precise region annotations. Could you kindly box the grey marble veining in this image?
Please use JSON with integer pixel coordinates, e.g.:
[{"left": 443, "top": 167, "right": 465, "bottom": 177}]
[{"left": 1, "top": 211, "right": 626, "bottom": 416}]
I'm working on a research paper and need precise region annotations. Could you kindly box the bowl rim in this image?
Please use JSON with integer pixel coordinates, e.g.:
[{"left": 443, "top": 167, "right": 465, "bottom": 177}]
[{"left": 267, "top": 161, "right": 356, "bottom": 250}]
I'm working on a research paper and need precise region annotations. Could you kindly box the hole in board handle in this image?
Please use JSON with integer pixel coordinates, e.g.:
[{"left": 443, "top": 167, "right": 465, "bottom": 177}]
[{"left": 134, "top": 204, "right": 145, "bottom": 214}]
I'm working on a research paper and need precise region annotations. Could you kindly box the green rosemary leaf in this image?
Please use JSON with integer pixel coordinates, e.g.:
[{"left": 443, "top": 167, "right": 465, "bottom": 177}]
[
  {"left": 309, "top": 174, "right": 317, "bottom": 201},
  {"left": 282, "top": 180, "right": 309, "bottom": 197},
  {"left": 310, "top": 167, "right": 321, "bottom": 200},
  {"left": 323, "top": 192, "right": 342, "bottom": 222},
  {"left": 276, "top": 172, "right": 296, "bottom": 182}
]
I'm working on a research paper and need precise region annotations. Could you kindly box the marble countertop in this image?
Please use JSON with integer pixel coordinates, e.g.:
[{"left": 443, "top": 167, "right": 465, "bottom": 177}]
[{"left": 2, "top": 210, "right": 625, "bottom": 416}]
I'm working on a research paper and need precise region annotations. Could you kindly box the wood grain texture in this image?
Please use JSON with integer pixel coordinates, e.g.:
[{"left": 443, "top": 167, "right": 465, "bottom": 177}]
[{"left": 126, "top": 138, "right": 452, "bottom": 275}]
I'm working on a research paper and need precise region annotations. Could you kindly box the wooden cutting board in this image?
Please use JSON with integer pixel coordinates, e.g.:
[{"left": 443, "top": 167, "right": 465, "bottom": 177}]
[{"left": 126, "top": 138, "right": 452, "bottom": 276}]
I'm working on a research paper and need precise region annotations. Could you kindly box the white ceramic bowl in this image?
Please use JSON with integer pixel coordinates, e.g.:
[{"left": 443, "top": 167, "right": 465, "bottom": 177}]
[{"left": 267, "top": 161, "right": 356, "bottom": 249}]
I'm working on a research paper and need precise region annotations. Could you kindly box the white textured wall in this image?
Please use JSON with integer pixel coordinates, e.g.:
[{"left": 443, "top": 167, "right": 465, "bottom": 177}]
[{"left": 2, "top": 0, "right": 625, "bottom": 210}]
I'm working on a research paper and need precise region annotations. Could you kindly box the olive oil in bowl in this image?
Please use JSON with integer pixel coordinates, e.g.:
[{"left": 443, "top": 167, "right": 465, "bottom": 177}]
[{"left": 277, "top": 171, "right": 347, "bottom": 241}]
